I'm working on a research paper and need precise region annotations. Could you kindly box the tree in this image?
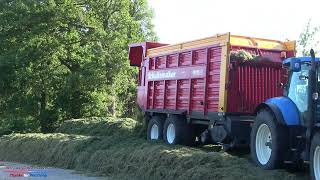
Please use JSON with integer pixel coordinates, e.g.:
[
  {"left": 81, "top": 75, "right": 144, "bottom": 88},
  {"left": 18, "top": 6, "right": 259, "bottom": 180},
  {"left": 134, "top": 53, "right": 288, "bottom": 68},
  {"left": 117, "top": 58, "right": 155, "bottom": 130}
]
[
  {"left": 298, "top": 19, "right": 320, "bottom": 56},
  {"left": 0, "top": 0, "right": 156, "bottom": 133}
]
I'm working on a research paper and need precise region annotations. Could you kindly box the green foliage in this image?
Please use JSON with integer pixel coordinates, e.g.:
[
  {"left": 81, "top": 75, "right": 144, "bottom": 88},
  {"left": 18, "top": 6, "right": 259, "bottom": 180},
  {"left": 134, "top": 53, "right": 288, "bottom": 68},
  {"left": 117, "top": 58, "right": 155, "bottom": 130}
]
[
  {"left": 298, "top": 19, "right": 320, "bottom": 56},
  {"left": 0, "top": 0, "right": 156, "bottom": 132}
]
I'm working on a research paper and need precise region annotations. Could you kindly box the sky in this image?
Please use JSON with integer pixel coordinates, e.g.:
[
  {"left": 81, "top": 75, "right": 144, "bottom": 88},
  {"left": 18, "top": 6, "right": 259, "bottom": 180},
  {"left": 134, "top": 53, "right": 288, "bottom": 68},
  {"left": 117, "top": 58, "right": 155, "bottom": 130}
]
[{"left": 147, "top": 0, "right": 320, "bottom": 45}]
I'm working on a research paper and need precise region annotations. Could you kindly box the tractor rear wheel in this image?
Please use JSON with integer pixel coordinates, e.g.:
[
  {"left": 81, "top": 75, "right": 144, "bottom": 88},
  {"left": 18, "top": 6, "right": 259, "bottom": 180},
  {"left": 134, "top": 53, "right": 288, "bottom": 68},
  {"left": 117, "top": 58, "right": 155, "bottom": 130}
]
[
  {"left": 310, "top": 132, "right": 320, "bottom": 180},
  {"left": 250, "top": 110, "right": 287, "bottom": 169}
]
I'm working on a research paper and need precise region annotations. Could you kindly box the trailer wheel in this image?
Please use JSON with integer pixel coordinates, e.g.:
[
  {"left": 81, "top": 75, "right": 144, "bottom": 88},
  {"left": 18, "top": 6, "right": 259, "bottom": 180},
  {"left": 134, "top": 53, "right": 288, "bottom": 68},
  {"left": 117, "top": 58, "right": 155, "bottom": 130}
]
[
  {"left": 163, "top": 115, "right": 194, "bottom": 145},
  {"left": 310, "top": 132, "right": 320, "bottom": 180},
  {"left": 250, "top": 110, "right": 287, "bottom": 169},
  {"left": 147, "top": 116, "right": 163, "bottom": 141}
]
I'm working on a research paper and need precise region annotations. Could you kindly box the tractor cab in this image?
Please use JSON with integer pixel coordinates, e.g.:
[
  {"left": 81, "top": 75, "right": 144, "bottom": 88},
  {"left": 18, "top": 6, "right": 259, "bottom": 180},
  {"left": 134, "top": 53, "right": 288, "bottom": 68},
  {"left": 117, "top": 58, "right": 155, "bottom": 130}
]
[{"left": 283, "top": 57, "right": 320, "bottom": 127}]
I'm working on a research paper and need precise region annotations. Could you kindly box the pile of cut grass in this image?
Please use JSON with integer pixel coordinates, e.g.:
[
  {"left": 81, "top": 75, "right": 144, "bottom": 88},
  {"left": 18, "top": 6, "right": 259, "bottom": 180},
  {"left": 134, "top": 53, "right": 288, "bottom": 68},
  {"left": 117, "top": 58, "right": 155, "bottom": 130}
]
[
  {"left": 56, "top": 117, "right": 139, "bottom": 137},
  {"left": 0, "top": 117, "right": 309, "bottom": 180},
  {"left": 230, "top": 50, "right": 258, "bottom": 61}
]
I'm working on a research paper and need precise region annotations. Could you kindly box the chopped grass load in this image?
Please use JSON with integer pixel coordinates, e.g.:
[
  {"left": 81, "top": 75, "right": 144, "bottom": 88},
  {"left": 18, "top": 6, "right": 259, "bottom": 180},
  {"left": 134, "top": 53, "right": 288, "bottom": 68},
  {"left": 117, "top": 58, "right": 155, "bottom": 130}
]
[
  {"left": 0, "top": 117, "right": 309, "bottom": 180},
  {"left": 230, "top": 50, "right": 272, "bottom": 62}
]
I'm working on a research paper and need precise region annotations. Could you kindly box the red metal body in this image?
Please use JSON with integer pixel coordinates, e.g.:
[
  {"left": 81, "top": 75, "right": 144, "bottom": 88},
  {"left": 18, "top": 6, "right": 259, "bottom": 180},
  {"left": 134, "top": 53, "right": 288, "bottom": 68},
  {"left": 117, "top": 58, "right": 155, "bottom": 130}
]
[
  {"left": 227, "top": 60, "right": 287, "bottom": 113},
  {"left": 129, "top": 42, "right": 168, "bottom": 67},
  {"left": 146, "top": 45, "right": 222, "bottom": 115},
  {"left": 129, "top": 34, "right": 295, "bottom": 116}
]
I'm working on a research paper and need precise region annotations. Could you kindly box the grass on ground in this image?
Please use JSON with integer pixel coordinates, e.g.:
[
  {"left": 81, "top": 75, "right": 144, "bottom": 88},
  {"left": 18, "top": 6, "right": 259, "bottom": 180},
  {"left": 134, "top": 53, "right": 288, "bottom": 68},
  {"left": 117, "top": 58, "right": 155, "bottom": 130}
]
[{"left": 0, "top": 117, "right": 309, "bottom": 180}]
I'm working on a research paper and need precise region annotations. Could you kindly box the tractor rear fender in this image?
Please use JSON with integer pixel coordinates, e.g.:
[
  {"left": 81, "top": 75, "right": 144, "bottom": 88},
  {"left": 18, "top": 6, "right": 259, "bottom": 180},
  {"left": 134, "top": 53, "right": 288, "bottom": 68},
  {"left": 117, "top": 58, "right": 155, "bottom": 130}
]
[{"left": 255, "top": 97, "right": 301, "bottom": 126}]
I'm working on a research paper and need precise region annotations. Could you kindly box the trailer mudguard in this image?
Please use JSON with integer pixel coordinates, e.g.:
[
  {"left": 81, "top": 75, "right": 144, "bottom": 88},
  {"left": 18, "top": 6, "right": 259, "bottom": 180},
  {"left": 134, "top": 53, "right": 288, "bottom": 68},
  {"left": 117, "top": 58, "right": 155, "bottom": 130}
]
[{"left": 255, "top": 97, "right": 300, "bottom": 126}]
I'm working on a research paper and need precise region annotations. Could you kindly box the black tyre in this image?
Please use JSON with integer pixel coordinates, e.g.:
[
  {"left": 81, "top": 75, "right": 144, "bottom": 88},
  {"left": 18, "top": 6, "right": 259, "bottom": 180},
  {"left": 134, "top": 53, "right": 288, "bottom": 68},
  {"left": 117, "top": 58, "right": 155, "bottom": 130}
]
[
  {"left": 147, "top": 116, "right": 163, "bottom": 141},
  {"left": 310, "top": 132, "right": 320, "bottom": 180},
  {"left": 250, "top": 110, "right": 287, "bottom": 169},
  {"left": 163, "top": 115, "right": 194, "bottom": 145}
]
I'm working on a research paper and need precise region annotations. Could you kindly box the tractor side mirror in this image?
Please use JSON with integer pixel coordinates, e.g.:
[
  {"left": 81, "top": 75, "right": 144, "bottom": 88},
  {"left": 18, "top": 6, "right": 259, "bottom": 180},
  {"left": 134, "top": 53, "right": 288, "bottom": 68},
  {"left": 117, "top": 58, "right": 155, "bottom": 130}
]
[
  {"left": 299, "top": 75, "right": 308, "bottom": 81},
  {"left": 313, "top": 92, "right": 319, "bottom": 101},
  {"left": 290, "top": 58, "right": 301, "bottom": 72},
  {"left": 278, "top": 82, "right": 287, "bottom": 89}
]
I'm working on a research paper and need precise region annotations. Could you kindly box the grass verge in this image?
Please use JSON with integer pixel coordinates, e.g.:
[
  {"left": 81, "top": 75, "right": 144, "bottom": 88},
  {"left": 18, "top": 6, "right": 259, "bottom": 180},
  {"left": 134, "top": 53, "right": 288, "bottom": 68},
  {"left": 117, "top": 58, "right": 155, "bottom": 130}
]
[{"left": 0, "top": 117, "right": 309, "bottom": 180}]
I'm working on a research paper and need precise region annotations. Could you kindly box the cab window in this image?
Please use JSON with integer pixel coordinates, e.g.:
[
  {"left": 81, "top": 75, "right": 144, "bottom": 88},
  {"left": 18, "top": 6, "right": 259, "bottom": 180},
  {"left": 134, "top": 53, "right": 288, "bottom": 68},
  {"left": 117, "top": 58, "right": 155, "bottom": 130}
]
[{"left": 287, "top": 63, "right": 310, "bottom": 122}]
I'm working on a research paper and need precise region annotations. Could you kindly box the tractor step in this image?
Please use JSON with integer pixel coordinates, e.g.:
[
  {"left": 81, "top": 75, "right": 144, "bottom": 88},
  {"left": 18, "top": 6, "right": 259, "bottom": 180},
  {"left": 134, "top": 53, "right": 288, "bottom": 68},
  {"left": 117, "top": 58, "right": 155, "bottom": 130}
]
[{"left": 284, "top": 161, "right": 293, "bottom": 164}]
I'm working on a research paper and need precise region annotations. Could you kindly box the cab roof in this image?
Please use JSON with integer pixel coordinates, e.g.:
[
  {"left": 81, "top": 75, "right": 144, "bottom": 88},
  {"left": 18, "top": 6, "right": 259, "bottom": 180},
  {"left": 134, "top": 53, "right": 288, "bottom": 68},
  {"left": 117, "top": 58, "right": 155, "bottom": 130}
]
[{"left": 283, "top": 57, "right": 320, "bottom": 65}]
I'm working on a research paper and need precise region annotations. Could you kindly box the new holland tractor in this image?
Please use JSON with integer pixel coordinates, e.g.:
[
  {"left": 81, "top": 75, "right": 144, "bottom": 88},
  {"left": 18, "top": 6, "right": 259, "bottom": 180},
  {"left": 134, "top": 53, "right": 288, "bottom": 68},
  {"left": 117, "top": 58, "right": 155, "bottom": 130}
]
[{"left": 251, "top": 49, "right": 320, "bottom": 179}]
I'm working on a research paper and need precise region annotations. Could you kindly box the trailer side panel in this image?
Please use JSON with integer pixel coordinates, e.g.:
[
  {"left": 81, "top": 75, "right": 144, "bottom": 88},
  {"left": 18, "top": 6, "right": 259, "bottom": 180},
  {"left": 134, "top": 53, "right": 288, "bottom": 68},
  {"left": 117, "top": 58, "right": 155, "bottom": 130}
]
[{"left": 146, "top": 44, "right": 224, "bottom": 115}]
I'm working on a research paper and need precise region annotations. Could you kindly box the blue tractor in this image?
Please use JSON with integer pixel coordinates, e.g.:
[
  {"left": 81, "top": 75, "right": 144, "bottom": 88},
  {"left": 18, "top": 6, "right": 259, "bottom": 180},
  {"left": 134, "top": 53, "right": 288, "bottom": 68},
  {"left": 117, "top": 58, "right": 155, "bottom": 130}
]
[{"left": 251, "top": 49, "right": 320, "bottom": 179}]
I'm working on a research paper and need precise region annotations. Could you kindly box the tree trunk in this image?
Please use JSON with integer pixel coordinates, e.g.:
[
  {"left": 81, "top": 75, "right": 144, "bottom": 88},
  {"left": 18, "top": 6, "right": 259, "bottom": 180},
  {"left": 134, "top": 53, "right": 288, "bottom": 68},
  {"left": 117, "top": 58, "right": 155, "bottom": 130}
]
[
  {"left": 71, "top": 89, "right": 81, "bottom": 119},
  {"left": 70, "top": 72, "right": 81, "bottom": 119},
  {"left": 39, "top": 91, "right": 49, "bottom": 133}
]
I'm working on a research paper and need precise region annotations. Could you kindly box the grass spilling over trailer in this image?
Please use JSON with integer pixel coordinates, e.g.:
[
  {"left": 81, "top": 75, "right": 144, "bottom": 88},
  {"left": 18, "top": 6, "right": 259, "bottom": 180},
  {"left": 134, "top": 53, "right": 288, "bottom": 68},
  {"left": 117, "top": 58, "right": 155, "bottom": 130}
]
[{"left": 0, "top": 117, "right": 308, "bottom": 180}]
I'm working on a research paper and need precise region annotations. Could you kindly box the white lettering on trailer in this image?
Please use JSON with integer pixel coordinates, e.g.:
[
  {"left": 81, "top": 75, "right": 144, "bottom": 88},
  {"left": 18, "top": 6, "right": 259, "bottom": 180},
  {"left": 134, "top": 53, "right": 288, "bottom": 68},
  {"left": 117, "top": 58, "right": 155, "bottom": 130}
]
[
  {"left": 192, "top": 69, "right": 204, "bottom": 77},
  {"left": 148, "top": 71, "right": 176, "bottom": 80}
]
